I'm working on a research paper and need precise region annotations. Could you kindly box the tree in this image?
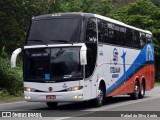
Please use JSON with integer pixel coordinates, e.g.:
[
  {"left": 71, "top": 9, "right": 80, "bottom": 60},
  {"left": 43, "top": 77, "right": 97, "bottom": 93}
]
[
  {"left": 109, "top": 0, "right": 160, "bottom": 81},
  {"left": 150, "top": 0, "right": 160, "bottom": 7},
  {"left": 49, "top": 0, "right": 113, "bottom": 16},
  {"left": 0, "top": 0, "right": 53, "bottom": 54}
]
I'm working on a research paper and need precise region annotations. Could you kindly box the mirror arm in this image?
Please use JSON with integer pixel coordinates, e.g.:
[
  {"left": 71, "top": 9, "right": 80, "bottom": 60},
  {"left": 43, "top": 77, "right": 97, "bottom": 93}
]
[{"left": 11, "top": 48, "right": 22, "bottom": 68}]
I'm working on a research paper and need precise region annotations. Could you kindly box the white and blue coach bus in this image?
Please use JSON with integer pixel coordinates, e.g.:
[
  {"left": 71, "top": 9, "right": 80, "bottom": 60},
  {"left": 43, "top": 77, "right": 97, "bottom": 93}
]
[{"left": 11, "top": 13, "right": 154, "bottom": 108}]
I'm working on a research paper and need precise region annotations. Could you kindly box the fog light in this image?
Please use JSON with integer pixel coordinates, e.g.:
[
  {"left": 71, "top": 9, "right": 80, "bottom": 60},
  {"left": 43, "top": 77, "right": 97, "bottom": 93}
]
[
  {"left": 78, "top": 95, "right": 82, "bottom": 99},
  {"left": 25, "top": 96, "right": 28, "bottom": 99},
  {"left": 25, "top": 96, "right": 31, "bottom": 99},
  {"left": 74, "top": 96, "right": 78, "bottom": 99},
  {"left": 74, "top": 95, "right": 83, "bottom": 99}
]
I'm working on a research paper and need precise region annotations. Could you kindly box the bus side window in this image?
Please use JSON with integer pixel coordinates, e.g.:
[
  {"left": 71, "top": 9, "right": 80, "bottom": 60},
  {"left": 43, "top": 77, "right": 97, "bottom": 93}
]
[
  {"left": 140, "top": 32, "right": 146, "bottom": 48},
  {"left": 117, "top": 27, "right": 126, "bottom": 46},
  {"left": 86, "top": 18, "right": 97, "bottom": 42},
  {"left": 107, "top": 23, "right": 117, "bottom": 45},
  {"left": 98, "top": 19, "right": 109, "bottom": 43},
  {"left": 146, "top": 34, "right": 152, "bottom": 44},
  {"left": 126, "top": 28, "right": 133, "bottom": 47},
  {"left": 133, "top": 30, "right": 140, "bottom": 49}
]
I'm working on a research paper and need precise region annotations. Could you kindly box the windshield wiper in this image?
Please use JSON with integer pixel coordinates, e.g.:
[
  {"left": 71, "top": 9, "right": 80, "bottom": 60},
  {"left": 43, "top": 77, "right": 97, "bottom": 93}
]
[
  {"left": 28, "top": 39, "right": 48, "bottom": 46},
  {"left": 49, "top": 40, "right": 69, "bottom": 43},
  {"left": 51, "top": 48, "right": 64, "bottom": 60},
  {"left": 63, "top": 75, "right": 72, "bottom": 79}
]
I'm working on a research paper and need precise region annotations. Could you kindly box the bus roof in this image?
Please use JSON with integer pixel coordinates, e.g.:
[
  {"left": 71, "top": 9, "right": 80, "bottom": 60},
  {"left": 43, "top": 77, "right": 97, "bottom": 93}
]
[
  {"left": 32, "top": 12, "right": 152, "bottom": 35},
  {"left": 94, "top": 14, "right": 152, "bottom": 35},
  {"left": 32, "top": 12, "right": 94, "bottom": 20}
]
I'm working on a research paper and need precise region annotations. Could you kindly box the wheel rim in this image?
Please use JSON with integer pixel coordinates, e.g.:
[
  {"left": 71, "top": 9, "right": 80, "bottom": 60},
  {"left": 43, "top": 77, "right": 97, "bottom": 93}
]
[
  {"left": 141, "top": 85, "right": 144, "bottom": 95},
  {"left": 141, "top": 83, "right": 145, "bottom": 96},
  {"left": 98, "top": 89, "right": 103, "bottom": 105},
  {"left": 135, "top": 82, "right": 139, "bottom": 97}
]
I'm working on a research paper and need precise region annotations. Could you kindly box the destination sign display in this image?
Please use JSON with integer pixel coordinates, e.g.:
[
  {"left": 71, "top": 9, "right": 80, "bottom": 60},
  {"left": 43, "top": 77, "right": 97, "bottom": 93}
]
[{"left": 31, "top": 53, "right": 49, "bottom": 57}]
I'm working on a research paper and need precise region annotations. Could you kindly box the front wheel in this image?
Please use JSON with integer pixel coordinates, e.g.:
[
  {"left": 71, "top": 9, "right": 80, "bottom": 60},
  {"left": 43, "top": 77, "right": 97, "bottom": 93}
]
[
  {"left": 92, "top": 86, "right": 105, "bottom": 107},
  {"left": 130, "top": 81, "right": 140, "bottom": 100},
  {"left": 46, "top": 102, "right": 58, "bottom": 108}
]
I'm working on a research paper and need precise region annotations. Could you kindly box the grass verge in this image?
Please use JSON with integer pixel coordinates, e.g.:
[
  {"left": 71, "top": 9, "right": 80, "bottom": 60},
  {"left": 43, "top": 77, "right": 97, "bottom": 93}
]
[
  {"left": 0, "top": 96, "right": 24, "bottom": 103},
  {"left": 0, "top": 89, "right": 24, "bottom": 103},
  {"left": 155, "top": 82, "right": 160, "bottom": 87}
]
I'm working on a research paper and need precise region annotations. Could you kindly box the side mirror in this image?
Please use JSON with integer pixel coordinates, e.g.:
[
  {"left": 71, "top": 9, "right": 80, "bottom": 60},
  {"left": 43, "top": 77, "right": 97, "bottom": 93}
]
[
  {"left": 80, "top": 45, "right": 87, "bottom": 65},
  {"left": 11, "top": 48, "right": 22, "bottom": 68}
]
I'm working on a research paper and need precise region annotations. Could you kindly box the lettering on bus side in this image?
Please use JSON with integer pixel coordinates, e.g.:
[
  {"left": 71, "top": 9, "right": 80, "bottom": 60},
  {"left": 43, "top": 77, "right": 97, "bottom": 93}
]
[
  {"left": 110, "top": 67, "right": 121, "bottom": 73},
  {"left": 112, "top": 74, "right": 119, "bottom": 78}
]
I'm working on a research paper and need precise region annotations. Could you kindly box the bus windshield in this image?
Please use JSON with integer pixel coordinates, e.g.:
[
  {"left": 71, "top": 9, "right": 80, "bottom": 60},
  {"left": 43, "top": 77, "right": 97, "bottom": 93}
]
[
  {"left": 24, "top": 47, "right": 82, "bottom": 82},
  {"left": 27, "top": 18, "right": 83, "bottom": 45}
]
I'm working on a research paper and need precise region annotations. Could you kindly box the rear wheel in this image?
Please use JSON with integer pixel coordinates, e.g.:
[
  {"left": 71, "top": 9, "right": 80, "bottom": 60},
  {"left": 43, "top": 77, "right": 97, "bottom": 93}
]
[
  {"left": 130, "top": 81, "right": 140, "bottom": 100},
  {"left": 139, "top": 81, "right": 145, "bottom": 99},
  {"left": 46, "top": 102, "right": 58, "bottom": 108}
]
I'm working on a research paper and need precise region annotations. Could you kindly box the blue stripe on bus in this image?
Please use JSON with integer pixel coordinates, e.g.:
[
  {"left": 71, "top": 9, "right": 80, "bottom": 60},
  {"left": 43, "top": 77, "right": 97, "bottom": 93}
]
[{"left": 106, "top": 43, "right": 154, "bottom": 95}]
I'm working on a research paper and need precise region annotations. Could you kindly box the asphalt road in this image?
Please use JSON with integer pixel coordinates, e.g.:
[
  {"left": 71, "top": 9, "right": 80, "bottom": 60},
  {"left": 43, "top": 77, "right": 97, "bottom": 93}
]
[{"left": 0, "top": 87, "right": 160, "bottom": 120}]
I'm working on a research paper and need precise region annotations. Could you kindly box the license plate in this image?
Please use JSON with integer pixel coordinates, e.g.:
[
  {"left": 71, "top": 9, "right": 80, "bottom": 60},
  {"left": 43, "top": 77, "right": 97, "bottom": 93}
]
[{"left": 46, "top": 95, "right": 56, "bottom": 99}]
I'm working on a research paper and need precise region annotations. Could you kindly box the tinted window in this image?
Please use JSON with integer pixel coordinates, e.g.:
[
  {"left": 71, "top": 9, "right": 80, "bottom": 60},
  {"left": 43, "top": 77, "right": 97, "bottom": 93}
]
[
  {"left": 86, "top": 18, "right": 97, "bottom": 42},
  {"left": 98, "top": 19, "right": 117, "bottom": 44},
  {"left": 146, "top": 34, "right": 152, "bottom": 44},
  {"left": 98, "top": 19, "right": 109, "bottom": 43},
  {"left": 27, "top": 18, "right": 82, "bottom": 45},
  {"left": 126, "top": 28, "right": 133, "bottom": 47},
  {"left": 133, "top": 30, "right": 140, "bottom": 48},
  {"left": 24, "top": 47, "right": 82, "bottom": 82},
  {"left": 24, "top": 48, "right": 50, "bottom": 79},
  {"left": 97, "top": 19, "right": 148, "bottom": 49},
  {"left": 98, "top": 19, "right": 126, "bottom": 45},
  {"left": 51, "top": 47, "right": 81, "bottom": 77},
  {"left": 117, "top": 27, "right": 126, "bottom": 46}
]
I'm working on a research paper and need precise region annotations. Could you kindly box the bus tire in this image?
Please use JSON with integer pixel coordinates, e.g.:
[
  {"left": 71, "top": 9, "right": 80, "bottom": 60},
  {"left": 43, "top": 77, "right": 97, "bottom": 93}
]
[
  {"left": 93, "top": 86, "right": 104, "bottom": 107},
  {"left": 130, "top": 80, "right": 140, "bottom": 100},
  {"left": 139, "top": 81, "right": 145, "bottom": 99},
  {"left": 46, "top": 102, "right": 58, "bottom": 108}
]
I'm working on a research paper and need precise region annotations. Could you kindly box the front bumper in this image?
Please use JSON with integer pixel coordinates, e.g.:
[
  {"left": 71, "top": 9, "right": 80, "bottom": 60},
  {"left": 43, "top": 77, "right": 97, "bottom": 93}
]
[{"left": 24, "top": 90, "right": 84, "bottom": 102}]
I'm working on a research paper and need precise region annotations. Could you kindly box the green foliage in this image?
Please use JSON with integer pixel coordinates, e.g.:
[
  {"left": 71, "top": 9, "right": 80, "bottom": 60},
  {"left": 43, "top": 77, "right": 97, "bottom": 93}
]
[
  {"left": 49, "top": 0, "right": 112, "bottom": 16},
  {"left": 0, "top": 51, "right": 23, "bottom": 96},
  {"left": 0, "top": 89, "right": 10, "bottom": 98},
  {"left": 0, "top": 0, "right": 53, "bottom": 54},
  {"left": 150, "top": 0, "right": 160, "bottom": 7},
  {"left": 109, "top": 0, "right": 160, "bottom": 57},
  {"left": 81, "top": 0, "right": 112, "bottom": 16},
  {"left": 109, "top": 0, "right": 160, "bottom": 81}
]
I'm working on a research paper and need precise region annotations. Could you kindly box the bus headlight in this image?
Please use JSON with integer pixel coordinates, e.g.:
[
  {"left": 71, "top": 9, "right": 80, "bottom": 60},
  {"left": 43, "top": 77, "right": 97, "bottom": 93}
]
[
  {"left": 67, "top": 86, "right": 83, "bottom": 91},
  {"left": 24, "top": 87, "right": 36, "bottom": 92}
]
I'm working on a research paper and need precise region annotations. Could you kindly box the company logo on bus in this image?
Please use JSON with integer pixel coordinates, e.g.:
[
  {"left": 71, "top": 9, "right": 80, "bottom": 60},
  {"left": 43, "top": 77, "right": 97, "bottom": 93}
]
[
  {"left": 113, "top": 48, "right": 118, "bottom": 65},
  {"left": 48, "top": 87, "right": 53, "bottom": 92},
  {"left": 146, "top": 44, "right": 154, "bottom": 61}
]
